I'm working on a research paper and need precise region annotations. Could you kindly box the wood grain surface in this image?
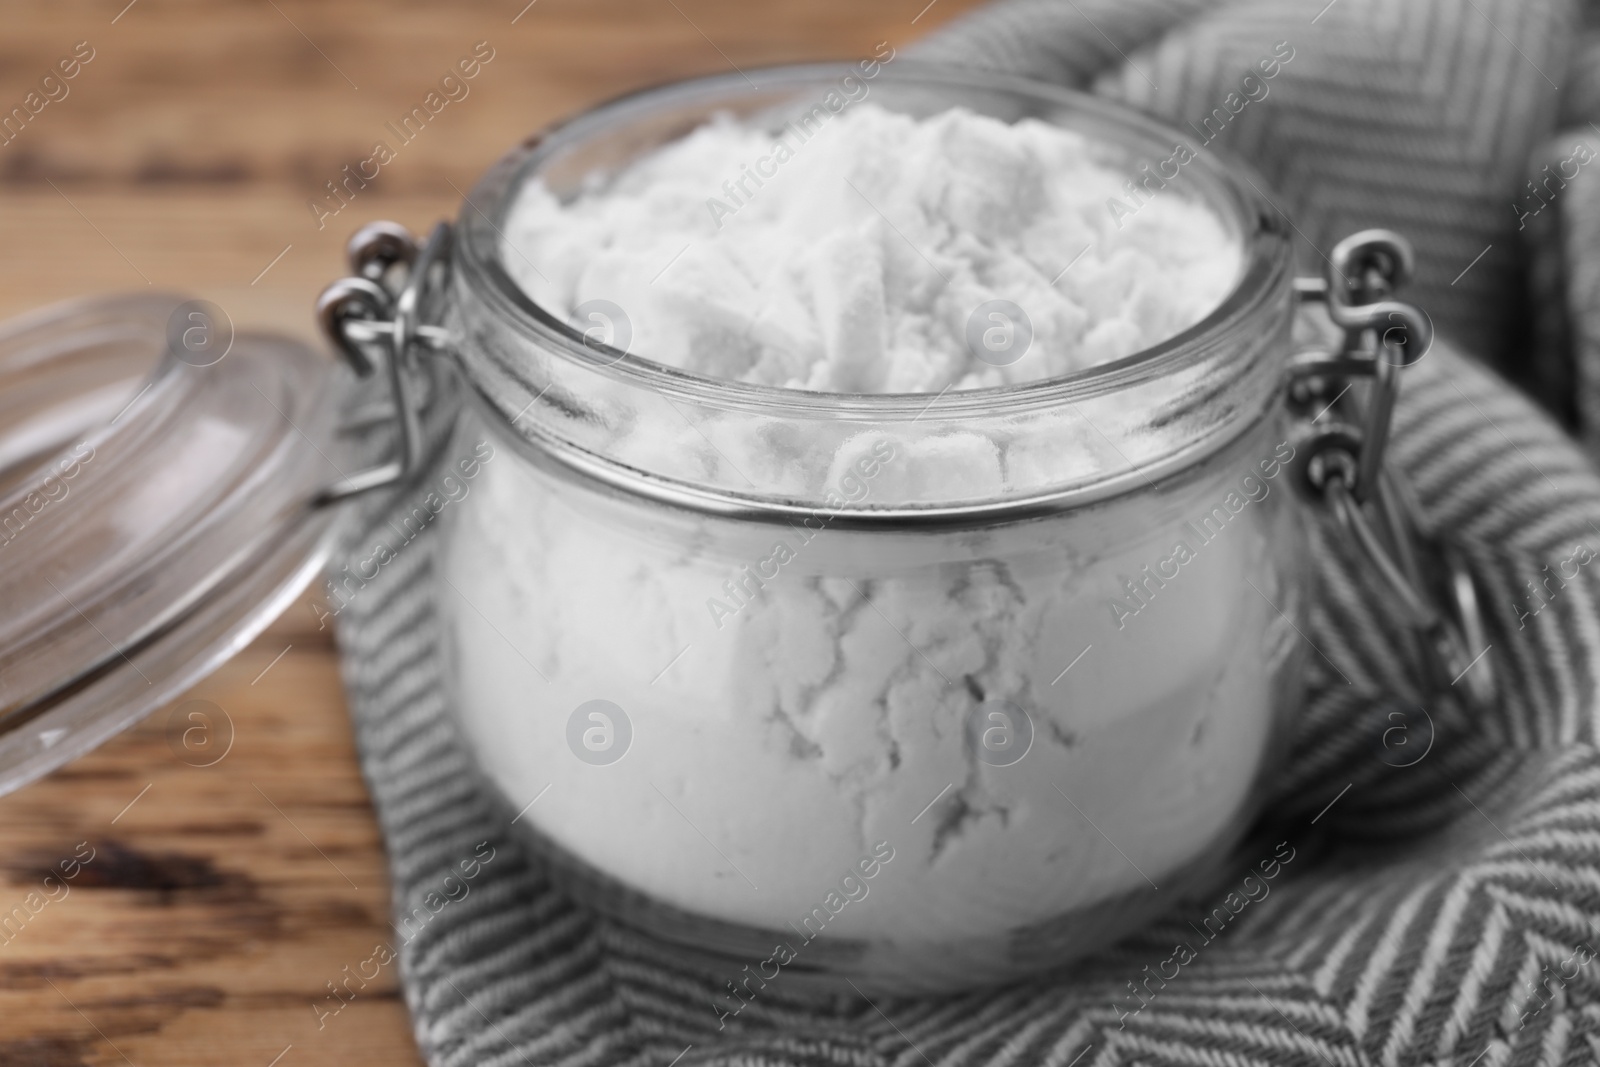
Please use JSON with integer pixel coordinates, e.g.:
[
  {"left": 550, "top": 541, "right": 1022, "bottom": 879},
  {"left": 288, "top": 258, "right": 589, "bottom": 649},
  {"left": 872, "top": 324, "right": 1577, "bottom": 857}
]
[{"left": 0, "top": 1, "right": 985, "bottom": 1063}]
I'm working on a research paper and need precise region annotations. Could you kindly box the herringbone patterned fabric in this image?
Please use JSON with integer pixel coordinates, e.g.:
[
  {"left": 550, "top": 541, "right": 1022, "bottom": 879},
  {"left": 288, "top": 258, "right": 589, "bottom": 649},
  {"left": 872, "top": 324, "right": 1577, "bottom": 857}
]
[{"left": 331, "top": 2, "right": 1600, "bottom": 1065}]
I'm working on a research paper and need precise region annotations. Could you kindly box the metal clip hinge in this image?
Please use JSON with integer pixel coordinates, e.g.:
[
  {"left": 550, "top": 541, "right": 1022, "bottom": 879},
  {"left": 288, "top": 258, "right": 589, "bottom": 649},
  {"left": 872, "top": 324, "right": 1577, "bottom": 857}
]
[
  {"left": 313, "top": 220, "right": 455, "bottom": 507},
  {"left": 1289, "top": 229, "right": 1494, "bottom": 709}
]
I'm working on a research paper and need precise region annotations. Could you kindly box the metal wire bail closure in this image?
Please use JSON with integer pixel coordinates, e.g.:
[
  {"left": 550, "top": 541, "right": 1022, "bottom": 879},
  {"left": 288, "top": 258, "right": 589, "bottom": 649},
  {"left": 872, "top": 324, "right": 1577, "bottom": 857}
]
[
  {"left": 1289, "top": 229, "right": 1495, "bottom": 710},
  {"left": 312, "top": 220, "right": 1492, "bottom": 709},
  {"left": 314, "top": 220, "right": 455, "bottom": 505}
]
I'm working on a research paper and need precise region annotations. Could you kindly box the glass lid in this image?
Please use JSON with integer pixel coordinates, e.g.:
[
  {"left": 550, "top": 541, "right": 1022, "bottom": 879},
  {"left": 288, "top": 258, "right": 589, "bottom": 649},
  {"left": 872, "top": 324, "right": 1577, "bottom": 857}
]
[{"left": 0, "top": 292, "right": 347, "bottom": 796}]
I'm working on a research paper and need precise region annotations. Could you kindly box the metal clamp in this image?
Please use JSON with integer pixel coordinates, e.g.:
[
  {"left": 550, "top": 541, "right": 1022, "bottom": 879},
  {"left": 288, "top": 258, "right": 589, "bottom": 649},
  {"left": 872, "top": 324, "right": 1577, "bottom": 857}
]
[
  {"left": 1289, "top": 229, "right": 1494, "bottom": 709},
  {"left": 314, "top": 220, "right": 454, "bottom": 505}
]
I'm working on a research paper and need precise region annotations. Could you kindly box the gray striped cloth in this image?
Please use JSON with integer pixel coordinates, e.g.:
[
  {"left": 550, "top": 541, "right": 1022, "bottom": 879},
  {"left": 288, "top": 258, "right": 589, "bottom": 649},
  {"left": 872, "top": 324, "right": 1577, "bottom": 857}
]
[{"left": 331, "top": 1, "right": 1600, "bottom": 1063}]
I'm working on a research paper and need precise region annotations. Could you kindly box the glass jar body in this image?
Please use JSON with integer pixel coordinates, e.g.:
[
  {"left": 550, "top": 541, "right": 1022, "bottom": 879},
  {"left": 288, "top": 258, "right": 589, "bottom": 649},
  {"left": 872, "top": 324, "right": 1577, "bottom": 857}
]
[
  {"left": 419, "top": 62, "right": 1307, "bottom": 992},
  {"left": 435, "top": 395, "right": 1309, "bottom": 992}
]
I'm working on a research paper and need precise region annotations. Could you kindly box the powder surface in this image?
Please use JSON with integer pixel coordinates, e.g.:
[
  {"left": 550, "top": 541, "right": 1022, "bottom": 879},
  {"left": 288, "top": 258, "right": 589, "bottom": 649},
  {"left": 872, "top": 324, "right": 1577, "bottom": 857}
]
[{"left": 502, "top": 104, "right": 1241, "bottom": 392}]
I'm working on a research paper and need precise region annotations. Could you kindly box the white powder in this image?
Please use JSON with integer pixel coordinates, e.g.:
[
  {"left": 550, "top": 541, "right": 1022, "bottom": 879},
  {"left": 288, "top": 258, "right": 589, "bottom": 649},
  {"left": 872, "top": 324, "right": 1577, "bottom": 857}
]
[
  {"left": 443, "top": 424, "right": 1302, "bottom": 988},
  {"left": 450, "top": 103, "right": 1292, "bottom": 988},
  {"left": 503, "top": 104, "right": 1241, "bottom": 392}
]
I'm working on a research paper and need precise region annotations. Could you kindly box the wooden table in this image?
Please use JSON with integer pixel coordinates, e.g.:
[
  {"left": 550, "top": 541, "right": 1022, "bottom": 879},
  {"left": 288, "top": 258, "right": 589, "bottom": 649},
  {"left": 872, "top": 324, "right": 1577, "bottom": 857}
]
[{"left": 0, "top": 1, "right": 984, "bottom": 1063}]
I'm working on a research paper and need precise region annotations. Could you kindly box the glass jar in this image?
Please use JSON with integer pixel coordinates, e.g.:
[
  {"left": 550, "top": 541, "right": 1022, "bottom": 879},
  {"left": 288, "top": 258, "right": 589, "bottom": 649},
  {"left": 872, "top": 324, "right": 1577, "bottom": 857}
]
[
  {"left": 430, "top": 64, "right": 1310, "bottom": 993},
  {"left": 0, "top": 62, "right": 1471, "bottom": 995}
]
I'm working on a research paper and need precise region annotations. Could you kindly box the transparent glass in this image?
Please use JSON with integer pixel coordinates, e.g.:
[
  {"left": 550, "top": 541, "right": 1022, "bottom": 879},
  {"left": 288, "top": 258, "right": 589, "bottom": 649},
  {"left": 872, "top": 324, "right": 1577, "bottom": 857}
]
[
  {"left": 0, "top": 294, "right": 340, "bottom": 795},
  {"left": 433, "top": 64, "right": 1308, "bottom": 992}
]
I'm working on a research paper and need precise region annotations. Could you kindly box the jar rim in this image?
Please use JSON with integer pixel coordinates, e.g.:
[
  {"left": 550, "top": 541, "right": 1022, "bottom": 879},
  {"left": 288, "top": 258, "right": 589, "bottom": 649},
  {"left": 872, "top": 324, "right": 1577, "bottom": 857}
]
[{"left": 453, "top": 61, "right": 1295, "bottom": 420}]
